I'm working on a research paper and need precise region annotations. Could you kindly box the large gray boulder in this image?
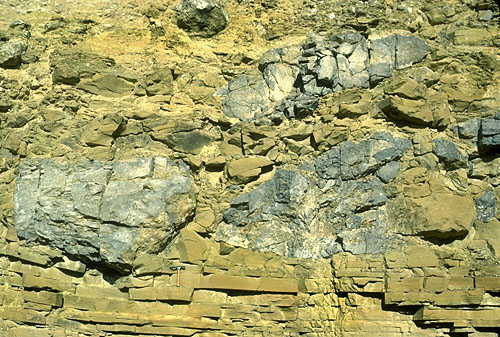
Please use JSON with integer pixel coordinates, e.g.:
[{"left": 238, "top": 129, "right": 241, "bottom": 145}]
[
  {"left": 369, "top": 35, "right": 430, "bottom": 84},
  {"left": 14, "top": 157, "right": 197, "bottom": 272},
  {"left": 217, "top": 132, "right": 411, "bottom": 258},
  {"left": 176, "top": 0, "right": 228, "bottom": 37}
]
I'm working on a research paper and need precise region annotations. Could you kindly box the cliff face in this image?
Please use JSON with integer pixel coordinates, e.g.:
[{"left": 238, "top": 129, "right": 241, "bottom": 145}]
[{"left": 1, "top": 0, "right": 500, "bottom": 336}]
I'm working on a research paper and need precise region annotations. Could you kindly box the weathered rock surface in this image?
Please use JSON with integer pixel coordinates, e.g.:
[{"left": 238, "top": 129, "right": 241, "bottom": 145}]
[
  {"left": 478, "top": 114, "right": 500, "bottom": 153},
  {"left": 220, "top": 32, "right": 429, "bottom": 123},
  {"left": 389, "top": 193, "right": 476, "bottom": 239},
  {"left": 14, "top": 157, "right": 197, "bottom": 271},
  {"left": 218, "top": 132, "right": 411, "bottom": 258},
  {"left": 0, "top": 39, "right": 28, "bottom": 68},
  {"left": 0, "top": 20, "right": 30, "bottom": 68},
  {"left": 176, "top": 0, "right": 228, "bottom": 37},
  {"left": 1, "top": 0, "right": 499, "bottom": 336}
]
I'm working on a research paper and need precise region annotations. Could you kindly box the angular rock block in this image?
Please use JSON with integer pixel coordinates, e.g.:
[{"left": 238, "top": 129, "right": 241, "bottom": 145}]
[
  {"left": 478, "top": 115, "right": 500, "bottom": 153},
  {"left": 0, "top": 39, "right": 28, "bottom": 68},
  {"left": 14, "top": 157, "right": 197, "bottom": 271}
]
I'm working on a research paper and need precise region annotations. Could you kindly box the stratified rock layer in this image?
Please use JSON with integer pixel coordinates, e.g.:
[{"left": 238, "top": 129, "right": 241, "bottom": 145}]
[{"left": 1, "top": 0, "right": 500, "bottom": 336}]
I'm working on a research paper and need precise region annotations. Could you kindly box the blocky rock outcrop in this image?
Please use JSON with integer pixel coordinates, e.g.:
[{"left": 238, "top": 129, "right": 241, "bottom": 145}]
[{"left": 14, "top": 157, "right": 197, "bottom": 271}]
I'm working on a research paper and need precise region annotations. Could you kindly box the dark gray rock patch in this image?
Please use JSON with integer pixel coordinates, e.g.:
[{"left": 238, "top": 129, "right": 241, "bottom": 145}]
[{"left": 176, "top": 0, "right": 228, "bottom": 37}]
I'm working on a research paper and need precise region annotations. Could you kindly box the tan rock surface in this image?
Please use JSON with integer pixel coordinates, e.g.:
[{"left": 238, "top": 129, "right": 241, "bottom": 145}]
[{"left": 1, "top": 0, "right": 500, "bottom": 336}]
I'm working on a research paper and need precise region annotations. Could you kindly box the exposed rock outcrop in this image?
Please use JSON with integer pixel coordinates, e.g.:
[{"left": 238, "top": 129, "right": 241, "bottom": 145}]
[
  {"left": 1, "top": 0, "right": 499, "bottom": 336},
  {"left": 14, "top": 157, "right": 197, "bottom": 271},
  {"left": 220, "top": 32, "right": 430, "bottom": 123},
  {"left": 218, "top": 132, "right": 411, "bottom": 257}
]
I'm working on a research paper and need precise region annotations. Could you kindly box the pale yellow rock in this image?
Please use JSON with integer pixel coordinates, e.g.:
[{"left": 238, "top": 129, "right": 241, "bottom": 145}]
[{"left": 226, "top": 156, "right": 273, "bottom": 183}]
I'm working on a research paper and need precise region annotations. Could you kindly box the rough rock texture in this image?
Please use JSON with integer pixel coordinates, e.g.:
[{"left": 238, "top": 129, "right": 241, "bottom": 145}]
[
  {"left": 176, "top": 0, "right": 228, "bottom": 37},
  {"left": 1, "top": 0, "right": 500, "bottom": 336},
  {"left": 14, "top": 157, "right": 196, "bottom": 271},
  {"left": 220, "top": 32, "right": 430, "bottom": 123},
  {"left": 479, "top": 114, "right": 500, "bottom": 152},
  {"left": 219, "top": 132, "right": 411, "bottom": 257}
]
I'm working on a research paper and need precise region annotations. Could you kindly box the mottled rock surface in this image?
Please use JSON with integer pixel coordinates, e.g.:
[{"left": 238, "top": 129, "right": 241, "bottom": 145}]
[
  {"left": 218, "top": 132, "right": 411, "bottom": 258},
  {"left": 1, "top": 0, "right": 499, "bottom": 335},
  {"left": 478, "top": 114, "right": 500, "bottom": 152},
  {"left": 176, "top": 0, "right": 228, "bottom": 37},
  {"left": 220, "top": 32, "right": 429, "bottom": 123},
  {"left": 14, "top": 157, "right": 196, "bottom": 271}
]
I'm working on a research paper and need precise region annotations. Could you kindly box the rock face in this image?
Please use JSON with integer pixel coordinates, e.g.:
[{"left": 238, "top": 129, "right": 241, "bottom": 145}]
[
  {"left": 0, "top": 39, "right": 28, "bottom": 68},
  {"left": 176, "top": 0, "right": 228, "bottom": 37},
  {"left": 1, "top": 0, "right": 500, "bottom": 336},
  {"left": 218, "top": 132, "right": 411, "bottom": 258},
  {"left": 220, "top": 33, "right": 429, "bottom": 123},
  {"left": 478, "top": 114, "right": 500, "bottom": 153},
  {"left": 14, "top": 157, "right": 196, "bottom": 271}
]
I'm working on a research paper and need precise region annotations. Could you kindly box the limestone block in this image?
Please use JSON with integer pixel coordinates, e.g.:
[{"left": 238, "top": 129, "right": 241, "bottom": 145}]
[
  {"left": 199, "top": 274, "right": 298, "bottom": 293},
  {"left": 75, "top": 285, "right": 128, "bottom": 300},
  {"left": 157, "top": 286, "right": 194, "bottom": 302},
  {"left": 423, "top": 277, "right": 448, "bottom": 292},
  {"left": 226, "top": 156, "right": 273, "bottom": 184},
  {"left": 448, "top": 276, "right": 474, "bottom": 290},
  {"left": 8, "top": 260, "right": 42, "bottom": 276},
  {"left": 129, "top": 287, "right": 158, "bottom": 301},
  {"left": 421, "top": 267, "right": 447, "bottom": 277},
  {"left": 136, "top": 325, "right": 200, "bottom": 336},
  {"left": 384, "top": 251, "right": 407, "bottom": 268},
  {"left": 53, "top": 256, "right": 86, "bottom": 274},
  {"left": 150, "top": 303, "right": 222, "bottom": 318},
  {"left": 1, "top": 307, "right": 46, "bottom": 325},
  {"left": 65, "top": 309, "right": 147, "bottom": 325},
  {"left": 398, "top": 193, "right": 476, "bottom": 240},
  {"left": 433, "top": 289, "right": 485, "bottom": 306},
  {"left": 16, "top": 248, "right": 50, "bottom": 266},
  {"left": 63, "top": 294, "right": 99, "bottom": 310},
  {"left": 261, "top": 307, "right": 297, "bottom": 321},
  {"left": 405, "top": 246, "right": 439, "bottom": 268},
  {"left": 192, "top": 290, "right": 228, "bottom": 304},
  {"left": 23, "top": 290, "right": 63, "bottom": 307},
  {"left": 150, "top": 314, "right": 224, "bottom": 330},
  {"left": 454, "top": 28, "right": 498, "bottom": 45},
  {"left": 77, "top": 73, "right": 135, "bottom": 97},
  {"left": 475, "top": 277, "right": 500, "bottom": 291},
  {"left": 96, "top": 324, "right": 137, "bottom": 333},
  {"left": 380, "top": 96, "right": 434, "bottom": 126},
  {"left": 22, "top": 274, "right": 75, "bottom": 292},
  {"left": 132, "top": 254, "right": 166, "bottom": 276},
  {"left": 415, "top": 306, "right": 500, "bottom": 328},
  {"left": 115, "top": 275, "right": 154, "bottom": 290},
  {"left": 6, "top": 327, "right": 50, "bottom": 337},
  {"left": 386, "top": 277, "right": 424, "bottom": 292},
  {"left": 167, "top": 228, "right": 213, "bottom": 262},
  {"left": 335, "top": 268, "right": 384, "bottom": 278}
]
